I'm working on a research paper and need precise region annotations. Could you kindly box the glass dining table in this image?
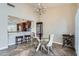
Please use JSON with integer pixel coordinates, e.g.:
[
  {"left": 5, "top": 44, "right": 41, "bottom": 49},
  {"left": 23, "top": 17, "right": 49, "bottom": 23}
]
[{"left": 35, "top": 37, "right": 49, "bottom": 52}]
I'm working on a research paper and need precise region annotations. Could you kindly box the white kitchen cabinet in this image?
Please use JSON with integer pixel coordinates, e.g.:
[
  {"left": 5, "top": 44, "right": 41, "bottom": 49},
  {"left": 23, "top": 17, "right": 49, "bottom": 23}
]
[
  {"left": 8, "top": 31, "right": 31, "bottom": 46},
  {"left": 8, "top": 33, "right": 16, "bottom": 45}
]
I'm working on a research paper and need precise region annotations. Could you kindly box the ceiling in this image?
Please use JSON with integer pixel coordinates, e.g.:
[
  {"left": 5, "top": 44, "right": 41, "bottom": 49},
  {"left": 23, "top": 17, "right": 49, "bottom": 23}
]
[
  {"left": 28, "top": 3, "right": 76, "bottom": 8},
  {"left": 12, "top": 3, "right": 76, "bottom": 8},
  {"left": 8, "top": 16, "right": 27, "bottom": 24},
  {"left": 8, "top": 3, "right": 77, "bottom": 24}
]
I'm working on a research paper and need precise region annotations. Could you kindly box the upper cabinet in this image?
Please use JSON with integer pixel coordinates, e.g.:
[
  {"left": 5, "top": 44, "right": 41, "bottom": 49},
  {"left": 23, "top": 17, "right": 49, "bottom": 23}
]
[
  {"left": 17, "top": 21, "right": 31, "bottom": 32},
  {"left": 8, "top": 16, "right": 32, "bottom": 32},
  {"left": 27, "top": 21, "right": 31, "bottom": 28}
]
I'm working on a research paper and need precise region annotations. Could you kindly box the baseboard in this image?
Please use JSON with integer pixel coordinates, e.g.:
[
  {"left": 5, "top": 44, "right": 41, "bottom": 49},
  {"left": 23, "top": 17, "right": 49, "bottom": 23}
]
[
  {"left": 0, "top": 46, "right": 8, "bottom": 50},
  {"left": 53, "top": 41, "right": 63, "bottom": 45},
  {"left": 8, "top": 43, "right": 15, "bottom": 46}
]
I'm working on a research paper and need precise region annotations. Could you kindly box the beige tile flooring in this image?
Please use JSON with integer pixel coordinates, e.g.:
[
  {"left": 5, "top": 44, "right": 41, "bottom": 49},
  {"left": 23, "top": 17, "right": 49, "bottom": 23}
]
[{"left": 0, "top": 42, "right": 76, "bottom": 56}]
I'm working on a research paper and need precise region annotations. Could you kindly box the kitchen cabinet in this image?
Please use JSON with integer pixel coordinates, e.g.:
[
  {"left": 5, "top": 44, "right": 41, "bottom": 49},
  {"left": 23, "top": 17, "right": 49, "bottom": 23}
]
[{"left": 17, "top": 21, "right": 31, "bottom": 31}]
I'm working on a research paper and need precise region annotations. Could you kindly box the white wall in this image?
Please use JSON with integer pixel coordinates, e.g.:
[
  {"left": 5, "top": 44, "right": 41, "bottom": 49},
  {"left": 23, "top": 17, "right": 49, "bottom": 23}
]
[
  {"left": 39, "top": 4, "right": 77, "bottom": 44},
  {"left": 75, "top": 8, "right": 79, "bottom": 56},
  {"left": 75, "top": 4, "right": 79, "bottom": 55},
  {"left": 0, "top": 4, "right": 8, "bottom": 50}
]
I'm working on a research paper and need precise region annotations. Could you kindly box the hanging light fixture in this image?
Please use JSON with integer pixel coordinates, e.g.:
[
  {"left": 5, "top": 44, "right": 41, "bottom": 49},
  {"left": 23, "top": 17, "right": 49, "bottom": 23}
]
[
  {"left": 34, "top": 3, "right": 46, "bottom": 21},
  {"left": 35, "top": 3, "right": 46, "bottom": 16}
]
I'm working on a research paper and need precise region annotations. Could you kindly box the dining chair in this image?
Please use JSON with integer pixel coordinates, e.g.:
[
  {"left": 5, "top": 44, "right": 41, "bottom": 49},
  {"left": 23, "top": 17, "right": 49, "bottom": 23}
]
[
  {"left": 30, "top": 32, "right": 39, "bottom": 48},
  {"left": 47, "top": 34, "right": 54, "bottom": 54},
  {"left": 16, "top": 36, "right": 23, "bottom": 45},
  {"left": 41, "top": 34, "right": 54, "bottom": 54},
  {"left": 24, "top": 35, "right": 31, "bottom": 43}
]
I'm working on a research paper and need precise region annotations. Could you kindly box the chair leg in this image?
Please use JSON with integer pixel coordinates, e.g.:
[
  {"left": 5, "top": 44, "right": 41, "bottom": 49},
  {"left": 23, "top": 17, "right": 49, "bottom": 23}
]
[
  {"left": 48, "top": 47, "right": 49, "bottom": 54},
  {"left": 50, "top": 46, "right": 53, "bottom": 53},
  {"left": 42, "top": 45, "right": 47, "bottom": 51},
  {"left": 30, "top": 38, "right": 33, "bottom": 45},
  {"left": 50, "top": 46, "right": 55, "bottom": 55},
  {"left": 41, "top": 46, "right": 42, "bottom": 51},
  {"left": 50, "top": 46, "right": 53, "bottom": 50},
  {"left": 21, "top": 39, "right": 23, "bottom": 44}
]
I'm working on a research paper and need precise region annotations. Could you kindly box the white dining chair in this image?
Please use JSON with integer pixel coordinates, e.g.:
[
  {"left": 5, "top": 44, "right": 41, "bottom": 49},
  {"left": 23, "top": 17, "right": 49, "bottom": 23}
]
[
  {"left": 47, "top": 34, "right": 54, "bottom": 54},
  {"left": 41, "top": 34, "right": 54, "bottom": 54},
  {"left": 30, "top": 32, "right": 41, "bottom": 52}
]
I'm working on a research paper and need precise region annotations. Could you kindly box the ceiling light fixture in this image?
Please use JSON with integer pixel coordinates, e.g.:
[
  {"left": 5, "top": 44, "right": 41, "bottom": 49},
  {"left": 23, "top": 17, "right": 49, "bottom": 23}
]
[{"left": 35, "top": 3, "right": 46, "bottom": 16}]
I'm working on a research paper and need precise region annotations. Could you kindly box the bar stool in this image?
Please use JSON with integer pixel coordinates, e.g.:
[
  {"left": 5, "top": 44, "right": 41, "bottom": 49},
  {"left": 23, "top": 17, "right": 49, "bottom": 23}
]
[
  {"left": 16, "top": 36, "right": 23, "bottom": 45},
  {"left": 24, "top": 35, "right": 31, "bottom": 43}
]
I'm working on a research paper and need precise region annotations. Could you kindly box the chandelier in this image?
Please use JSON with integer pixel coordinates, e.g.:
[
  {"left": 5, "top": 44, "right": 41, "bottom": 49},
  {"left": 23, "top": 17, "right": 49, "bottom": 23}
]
[{"left": 35, "top": 3, "right": 46, "bottom": 16}]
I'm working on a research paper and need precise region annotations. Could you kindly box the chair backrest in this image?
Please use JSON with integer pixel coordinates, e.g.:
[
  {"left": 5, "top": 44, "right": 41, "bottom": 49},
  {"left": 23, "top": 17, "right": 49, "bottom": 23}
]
[
  {"left": 47, "top": 34, "right": 54, "bottom": 47},
  {"left": 31, "top": 32, "right": 41, "bottom": 42}
]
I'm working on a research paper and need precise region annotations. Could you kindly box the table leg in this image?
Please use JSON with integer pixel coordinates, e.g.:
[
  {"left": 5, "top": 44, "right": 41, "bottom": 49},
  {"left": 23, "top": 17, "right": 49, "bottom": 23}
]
[{"left": 36, "top": 43, "right": 41, "bottom": 52}]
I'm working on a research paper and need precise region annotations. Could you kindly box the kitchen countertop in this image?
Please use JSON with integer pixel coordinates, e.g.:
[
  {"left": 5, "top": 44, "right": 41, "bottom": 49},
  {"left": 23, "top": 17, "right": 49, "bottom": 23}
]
[{"left": 8, "top": 31, "right": 31, "bottom": 33}]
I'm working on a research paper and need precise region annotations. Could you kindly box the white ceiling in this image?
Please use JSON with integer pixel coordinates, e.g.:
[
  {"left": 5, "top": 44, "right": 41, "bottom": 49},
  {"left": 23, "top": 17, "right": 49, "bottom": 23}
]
[
  {"left": 28, "top": 3, "right": 74, "bottom": 8},
  {"left": 12, "top": 3, "right": 75, "bottom": 8},
  {"left": 8, "top": 16, "right": 27, "bottom": 24}
]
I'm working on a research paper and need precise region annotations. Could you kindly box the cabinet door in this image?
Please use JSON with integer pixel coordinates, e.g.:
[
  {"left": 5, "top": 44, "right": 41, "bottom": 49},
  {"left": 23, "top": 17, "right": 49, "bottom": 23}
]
[
  {"left": 27, "top": 21, "right": 31, "bottom": 28},
  {"left": 8, "top": 33, "right": 16, "bottom": 45},
  {"left": 22, "top": 22, "right": 27, "bottom": 31}
]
